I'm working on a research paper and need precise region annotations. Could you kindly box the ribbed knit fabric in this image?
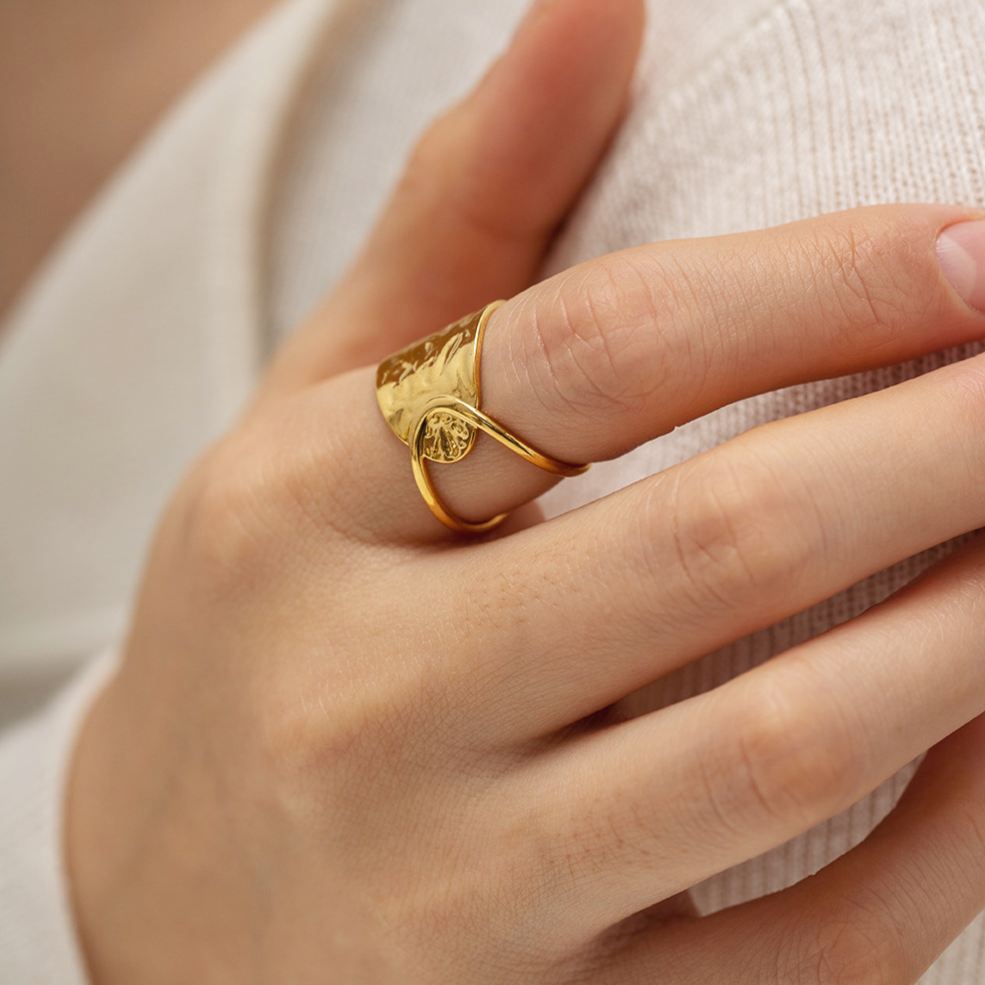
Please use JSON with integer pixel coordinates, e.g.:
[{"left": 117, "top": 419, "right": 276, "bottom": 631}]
[{"left": 0, "top": 652, "right": 117, "bottom": 984}]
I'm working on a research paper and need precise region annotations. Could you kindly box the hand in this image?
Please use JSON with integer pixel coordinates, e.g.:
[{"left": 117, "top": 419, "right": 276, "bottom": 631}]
[{"left": 67, "top": 0, "right": 985, "bottom": 982}]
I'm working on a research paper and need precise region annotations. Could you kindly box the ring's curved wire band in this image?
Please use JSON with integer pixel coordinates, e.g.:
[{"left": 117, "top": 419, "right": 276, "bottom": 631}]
[
  {"left": 376, "top": 300, "right": 590, "bottom": 533},
  {"left": 410, "top": 397, "right": 589, "bottom": 533}
]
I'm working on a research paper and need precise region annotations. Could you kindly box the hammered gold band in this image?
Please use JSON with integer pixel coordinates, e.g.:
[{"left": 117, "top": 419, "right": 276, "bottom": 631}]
[{"left": 376, "top": 301, "right": 589, "bottom": 533}]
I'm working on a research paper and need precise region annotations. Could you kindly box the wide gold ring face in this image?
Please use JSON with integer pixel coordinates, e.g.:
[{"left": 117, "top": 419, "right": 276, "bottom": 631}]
[
  {"left": 376, "top": 306, "right": 492, "bottom": 465},
  {"left": 376, "top": 301, "right": 589, "bottom": 533}
]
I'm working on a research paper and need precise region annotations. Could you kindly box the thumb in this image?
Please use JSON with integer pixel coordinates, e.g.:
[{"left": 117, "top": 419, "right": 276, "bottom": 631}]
[{"left": 261, "top": 0, "right": 645, "bottom": 399}]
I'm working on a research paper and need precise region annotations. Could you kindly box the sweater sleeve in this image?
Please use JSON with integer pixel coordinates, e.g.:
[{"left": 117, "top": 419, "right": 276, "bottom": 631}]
[{"left": 0, "top": 652, "right": 119, "bottom": 985}]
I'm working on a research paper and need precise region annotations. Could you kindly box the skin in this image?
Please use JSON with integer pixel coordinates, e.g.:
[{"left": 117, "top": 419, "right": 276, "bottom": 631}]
[{"left": 38, "top": 0, "right": 985, "bottom": 981}]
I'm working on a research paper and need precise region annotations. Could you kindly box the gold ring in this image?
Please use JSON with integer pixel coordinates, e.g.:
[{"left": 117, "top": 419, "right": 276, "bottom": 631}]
[{"left": 375, "top": 301, "right": 589, "bottom": 533}]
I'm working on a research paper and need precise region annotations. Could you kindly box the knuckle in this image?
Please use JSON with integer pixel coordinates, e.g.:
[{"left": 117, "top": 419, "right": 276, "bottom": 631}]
[
  {"left": 656, "top": 445, "right": 823, "bottom": 613},
  {"left": 401, "top": 109, "right": 456, "bottom": 200},
  {"left": 946, "top": 358, "right": 985, "bottom": 425},
  {"left": 400, "top": 113, "right": 504, "bottom": 246},
  {"left": 778, "top": 900, "right": 908, "bottom": 985},
  {"left": 250, "top": 668, "right": 415, "bottom": 820},
  {"left": 524, "top": 254, "right": 674, "bottom": 424},
  {"left": 402, "top": 109, "right": 532, "bottom": 247},
  {"left": 706, "top": 675, "right": 863, "bottom": 836},
  {"left": 248, "top": 627, "right": 458, "bottom": 802},
  {"left": 251, "top": 675, "right": 375, "bottom": 786},
  {"left": 796, "top": 217, "right": 938, "bottom": 353},
  {"left": 180, "top": 438, "right": 277, "bottom": 592},
  {"left": 179, "top": 420, "right": 322, "bottom": 597}
]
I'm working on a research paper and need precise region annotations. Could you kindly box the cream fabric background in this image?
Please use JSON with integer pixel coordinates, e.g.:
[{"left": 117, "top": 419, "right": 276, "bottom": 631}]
[{"left": 3, "top": 0, "right": 985, "bottom": 978}]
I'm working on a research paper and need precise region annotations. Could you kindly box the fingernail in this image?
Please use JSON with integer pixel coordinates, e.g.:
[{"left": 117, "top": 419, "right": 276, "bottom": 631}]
[{"left": 937, "top": 219, "right": 985, "bottom": 312}]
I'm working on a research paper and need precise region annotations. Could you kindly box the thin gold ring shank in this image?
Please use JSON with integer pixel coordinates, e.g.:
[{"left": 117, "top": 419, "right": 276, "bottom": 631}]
[
  {"left": 376, "top": 301, "right": 590, "bottom": 533},
  {"left": 410, "top": 397, "right": 588, "bottom": 533}
]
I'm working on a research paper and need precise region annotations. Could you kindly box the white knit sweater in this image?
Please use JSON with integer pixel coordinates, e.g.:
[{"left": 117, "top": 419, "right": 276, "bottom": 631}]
[{"left": 3, "top": 0, "right": 984, "bottom": 979}]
